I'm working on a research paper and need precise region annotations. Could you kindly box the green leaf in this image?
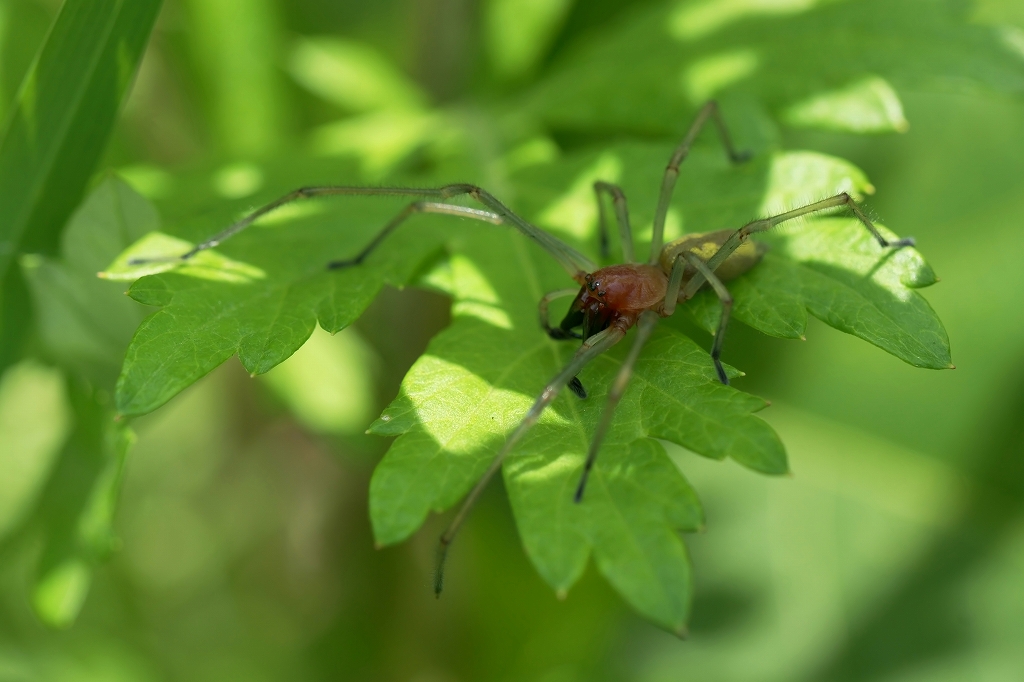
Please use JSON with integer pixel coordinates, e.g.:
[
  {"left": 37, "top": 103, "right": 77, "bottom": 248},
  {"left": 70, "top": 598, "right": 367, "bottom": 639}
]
[
  {"left": 484, "top": 0, "right": 576, "bottom": 80},
  {"left": 104, "top": 139, "right": 949, "bottom": 629},
  {"left": 367, "top": 236, "right": 767, "bottom": 632},
  {"left": 108, "top": 164, "right": 460, "bottom": 417},
  {"left": 181, "top": 0, "right": 284, "bottom": 156},
  {"left": 9, "top": 177, "right": 150, "bottom": 628},
  {"left": 527, "top": 0, "right": 1024, "bottom": 134},
  {"left": 22, "top": 176, "right": 155, "bottom": 388},
  {"left": 287, "top": 37, "right": 427, "bottom": 113},
  {"left": 0, "top": 361, "right": 71, "bottom": 543},
  {"left": 30, "top": 378, "right": 133, "bottom": 629},
  {"left": 0, "top": 0, "right": 162, "bottom": 277},
  {"left": 781, "top": 75, "right": 909, "bottom": 134}
]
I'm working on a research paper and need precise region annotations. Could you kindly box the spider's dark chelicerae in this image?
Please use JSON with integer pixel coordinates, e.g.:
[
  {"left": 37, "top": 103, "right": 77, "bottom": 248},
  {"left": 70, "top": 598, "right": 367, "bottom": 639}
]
[{"left": 132, "top": 101, "right": 914, "bottom": 593}]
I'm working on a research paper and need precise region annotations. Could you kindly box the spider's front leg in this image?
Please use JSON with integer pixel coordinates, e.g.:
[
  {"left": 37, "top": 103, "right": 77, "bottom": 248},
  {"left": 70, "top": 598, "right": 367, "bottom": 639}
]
[
  {"left": 574, "top": 310, "right": 661, "bottom": 502},
  {"left": 434, "top": 326, "right": 625, "bottom": 594}
]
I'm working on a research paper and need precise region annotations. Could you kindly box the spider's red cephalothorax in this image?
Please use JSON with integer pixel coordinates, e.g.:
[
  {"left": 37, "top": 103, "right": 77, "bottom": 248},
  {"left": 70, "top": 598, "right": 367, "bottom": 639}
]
[{"left": 570, "top": 265, "right": 669, "bottom": 337}]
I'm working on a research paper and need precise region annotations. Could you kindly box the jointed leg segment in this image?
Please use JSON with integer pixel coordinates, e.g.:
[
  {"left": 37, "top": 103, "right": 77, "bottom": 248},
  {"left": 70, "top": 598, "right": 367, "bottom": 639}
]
[
  {"left": 131, "top": 183, "right": 598, "bottom": 278},
  {"left": 593, "top": 181, "right": 635, "bottom": 263},
  {"left": 683, "top": 253, "right": 733, "bottom": 385},
  {"left": 682, "top": 191, "right": 914, "bottom": 300},
  {"left": 328, "top": 202, "right": 502, "bottom": 268},
  {"left": 435, "top": 326, "right": 626, "bottom": 594},
  {"left": 574, "top": 310, "right": 660, "bottom": 502},
  {"left": 649, "top": 101, "right": 752, "bottom": 264}
]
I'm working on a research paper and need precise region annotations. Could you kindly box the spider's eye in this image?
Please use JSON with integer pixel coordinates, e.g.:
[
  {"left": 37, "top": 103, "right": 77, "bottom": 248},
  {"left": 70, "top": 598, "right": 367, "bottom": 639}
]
[{"left": 589, "top": 279, "right": 599, "bottom": 292}]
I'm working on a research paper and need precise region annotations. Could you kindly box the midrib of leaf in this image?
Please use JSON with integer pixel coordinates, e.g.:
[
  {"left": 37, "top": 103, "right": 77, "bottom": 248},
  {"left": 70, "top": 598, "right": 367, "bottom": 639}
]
[
  {"left": 797, "top": 255, "right": 943, "bottom": 363},
  {"left": 589, "top": 468, "right": 675, "bottom": 607},
  {"left": 607, "top": 348, "right": 754, "bottom": 446},
  {"left": 121, "top": 274, "right": 312, "bottom": 405},
  {"left": 244, "top": 279, "right": 299, "bottom": 366},
  {"left": 732, "top": 277, "right": 804, "bottom": 337},
  {"left": 405, "top": 338, "right": 546, "bottom": 509}
]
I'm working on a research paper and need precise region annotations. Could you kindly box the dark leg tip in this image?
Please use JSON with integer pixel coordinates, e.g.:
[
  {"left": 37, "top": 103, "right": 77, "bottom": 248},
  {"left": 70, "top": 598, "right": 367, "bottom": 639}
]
[
  {"left": 548, "top": 328, "right": 583, "bottom": 341},
  {"left": 568, "top": 376, "right": 587, "bottom": 400},
  {"left": 327, "top": 258, "right": 359, "bottom": 270},
  {"left": 715, "top": 360, "right": 729, "bottom": 385},
  {"left": 893, "top": 236, "right": 916, "bottom": 248},
  {"left": 733, "top": 150, "right": 753, "bottom": 164}
]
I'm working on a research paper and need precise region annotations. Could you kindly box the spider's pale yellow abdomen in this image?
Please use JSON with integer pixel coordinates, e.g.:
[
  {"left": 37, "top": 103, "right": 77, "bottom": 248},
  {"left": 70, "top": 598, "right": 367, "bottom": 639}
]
[{"left": 658, "top": 229, "right": 768, "bottom": 287}]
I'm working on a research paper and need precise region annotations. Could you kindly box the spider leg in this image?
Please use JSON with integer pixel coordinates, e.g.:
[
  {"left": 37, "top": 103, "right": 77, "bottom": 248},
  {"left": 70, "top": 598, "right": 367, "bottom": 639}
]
[
  {"left": 539, "top": 288, "right": 588, "bottom": 398},
  {"left": 683, "top": 252, "right": 732, "bottom": 385},
  {"left": 650, "top": 100, "right": 751, "bottom": 264},
  {"left": 328, "top": 202, "right": 502, "bottom": 268},
  {"left": 434, "top": 325, "right": 626, "bottom": 596},
  {"left": 538, "top": 288, "right": 582, "bottom": 341},
  {"left": 129, "top": 184, "right": 598, "bottom": 278},
  {"left": 680, "top": 192, "right": 915, "bottom": 300},
  {"left": 662, "top": 250, "right": 731, "bottom": 384},
  {"left": 593, "top": 181, "right": 635, "bottom": 263},
  {"left": 575, "top": 310, "right": 659, "bottom": 503}
]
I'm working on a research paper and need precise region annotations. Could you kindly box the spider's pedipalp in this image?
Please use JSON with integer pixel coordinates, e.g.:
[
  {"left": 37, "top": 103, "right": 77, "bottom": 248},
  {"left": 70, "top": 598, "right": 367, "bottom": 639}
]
[{"left": 568, "top": 377, "right": 587, "bottom": 399}]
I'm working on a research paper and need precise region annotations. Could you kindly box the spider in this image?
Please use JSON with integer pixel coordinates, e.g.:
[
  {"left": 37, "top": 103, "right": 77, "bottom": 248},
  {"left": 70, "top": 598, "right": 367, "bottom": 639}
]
[{"left": 132, "top": 101, "right": 914, "bottom": 595}]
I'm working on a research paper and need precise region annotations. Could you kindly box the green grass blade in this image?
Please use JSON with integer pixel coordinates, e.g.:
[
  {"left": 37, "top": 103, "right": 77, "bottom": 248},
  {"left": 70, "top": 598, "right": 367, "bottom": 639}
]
[{"left": 0, "top": 0, "right": 162, "bottom": 278}]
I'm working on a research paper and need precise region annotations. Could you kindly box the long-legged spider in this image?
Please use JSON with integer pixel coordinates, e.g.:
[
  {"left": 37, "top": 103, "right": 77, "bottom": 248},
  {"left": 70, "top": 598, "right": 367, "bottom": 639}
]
[{"left": 133, "top": 101, "right": 914, "bottom": 595}]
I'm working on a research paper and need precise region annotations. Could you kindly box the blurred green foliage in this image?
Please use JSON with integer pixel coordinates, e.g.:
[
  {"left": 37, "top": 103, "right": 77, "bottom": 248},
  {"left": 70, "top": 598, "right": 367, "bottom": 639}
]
[{"left": 1, "top": 0, "right": 1024, "bottom": 679}]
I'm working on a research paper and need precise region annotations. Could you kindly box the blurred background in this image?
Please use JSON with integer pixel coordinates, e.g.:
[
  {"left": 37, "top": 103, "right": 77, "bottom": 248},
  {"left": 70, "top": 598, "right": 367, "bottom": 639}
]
[{"left": 1, "top": 0, "right": 1024, "bottom": 679}]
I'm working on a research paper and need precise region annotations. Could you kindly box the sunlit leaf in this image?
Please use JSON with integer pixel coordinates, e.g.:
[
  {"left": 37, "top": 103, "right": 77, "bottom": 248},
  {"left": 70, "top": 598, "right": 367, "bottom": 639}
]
[
  {"left": 104, "top": 133, "right": 949, "bottom": 628},
  {"left": 782, "top": 75, "right": 909, "bottom": 133},
  {"left": 0, "top": 361, "right": 70, "bottom": 543},
  {"left": 484, "top": 0, "right": 576, "bottom": 80},
  {"left": 527, "top": 0, "right": 1024, "bottom": 134},
  {"left": 288, "top": 37, "right": 426, "bottom": 112},
  {"left": 23, "top": 177, "right": 154, "bottom": 388}
]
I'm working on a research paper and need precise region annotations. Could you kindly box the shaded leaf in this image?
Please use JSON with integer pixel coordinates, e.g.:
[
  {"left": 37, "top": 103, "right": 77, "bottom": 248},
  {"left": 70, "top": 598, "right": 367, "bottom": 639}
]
[
  {"left": 22, "top": 177, "right": 155, "bottom": 388},
  {"left": 30, "top": 378, "right": 133, "bottom": 629}
]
